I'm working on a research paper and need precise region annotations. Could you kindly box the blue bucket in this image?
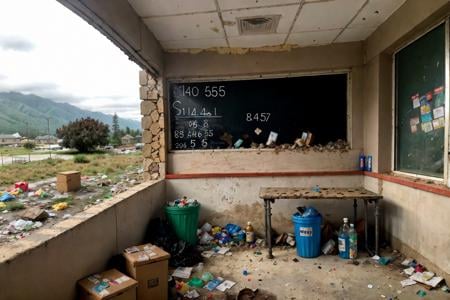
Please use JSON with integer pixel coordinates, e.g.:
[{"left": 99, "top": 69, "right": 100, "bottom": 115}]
[{"left": 292, "top": 213, "right": 322, "bottom": 258}]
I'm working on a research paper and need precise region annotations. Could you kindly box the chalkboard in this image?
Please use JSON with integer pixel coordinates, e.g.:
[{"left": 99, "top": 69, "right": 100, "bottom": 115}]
[
  {"left": 395, "top": 23, "right": 446, "bottom": 178},
  {"left": 168, "top": 74, "right": 348, "bottom": 150}
]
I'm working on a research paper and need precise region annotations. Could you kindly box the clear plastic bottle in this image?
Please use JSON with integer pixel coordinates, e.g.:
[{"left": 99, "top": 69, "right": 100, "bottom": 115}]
[
  {"left": 338, "top": 217, "right": 350, "bottom": 259},
  {"left": 349, "top": 223, "right": 358, "bottom": 259}
]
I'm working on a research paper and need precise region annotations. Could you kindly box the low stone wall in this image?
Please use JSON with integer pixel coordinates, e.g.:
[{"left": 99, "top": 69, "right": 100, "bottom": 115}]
[
  {"left": 0, "top": 180, "right": 165, "bottom": 300},
  {"left": 140, "top": 71, "right": 166, "bottom": 180}
]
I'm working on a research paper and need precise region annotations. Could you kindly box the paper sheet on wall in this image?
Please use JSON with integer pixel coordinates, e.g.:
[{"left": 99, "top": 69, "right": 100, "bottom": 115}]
[{"left": 433, "top": 106, "right": 444, "bottom": 119}]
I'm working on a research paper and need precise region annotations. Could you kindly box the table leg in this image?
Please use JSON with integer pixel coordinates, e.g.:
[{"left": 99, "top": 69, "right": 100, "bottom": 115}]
[
  {"left": 265, "top": 199, "right": 274, "bottom": 259},
  {"left": 353, "top": 199, "right": 357, "bottom": 224},
  {"left": 374, "top": 199, "right": 380, "bottom": 255},
  {"left": 364, "top": 199, "right": 370, "bottom": 255},
  {"left": 264, "top": 200, "right": 268, "bottom": 247}
]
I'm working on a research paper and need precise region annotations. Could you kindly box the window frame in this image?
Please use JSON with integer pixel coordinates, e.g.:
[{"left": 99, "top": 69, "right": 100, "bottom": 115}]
[{"left": 392, "top": 18, "right": 450, "bottom": 183}]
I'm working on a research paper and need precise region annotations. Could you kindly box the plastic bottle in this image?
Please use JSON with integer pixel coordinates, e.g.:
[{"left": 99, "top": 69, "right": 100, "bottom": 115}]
[
  {"left": 349, "top": 223, "right": 358, "bottom": 259},
  {"left": 245, "top": 221, "right": 255, "bottom": 244},
  {"left": 359, "top": 153, "right": 365, "bottom": 171},
  {"left": 338, "top": 218, "right": 350, "bottom": 259}
]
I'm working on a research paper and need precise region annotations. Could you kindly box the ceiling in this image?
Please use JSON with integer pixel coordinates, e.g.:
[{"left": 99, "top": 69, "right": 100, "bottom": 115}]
[{"left": 128, "top": 0, "right": 406, "bottom": 52}]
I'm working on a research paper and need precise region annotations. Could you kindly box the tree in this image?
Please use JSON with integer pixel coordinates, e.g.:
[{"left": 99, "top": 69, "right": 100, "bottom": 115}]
[
  {"left": 23, "top": 142, "right": 35, "bottom": 150},
  {"left": 56, "top": 118, "right": 110, "bottom": 153},
  {"left": 111, "top": 113, "right": 121, "bottom": 145}
]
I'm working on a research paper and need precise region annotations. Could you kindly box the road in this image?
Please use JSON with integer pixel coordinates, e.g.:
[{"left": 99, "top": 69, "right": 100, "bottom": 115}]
[{"left": 0, "top": 154, "right": 73, "bottom": 166}]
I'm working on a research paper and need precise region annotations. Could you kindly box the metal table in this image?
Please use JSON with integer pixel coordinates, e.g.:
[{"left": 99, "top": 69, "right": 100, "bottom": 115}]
[{"left": 259, "top": 187, "right": 382, "bottom": 259}]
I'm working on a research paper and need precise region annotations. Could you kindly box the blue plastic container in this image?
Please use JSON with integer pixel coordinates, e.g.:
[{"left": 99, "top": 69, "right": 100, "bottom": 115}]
[{"left": 292, "top": 213, "right": 322, "bottom": 258}]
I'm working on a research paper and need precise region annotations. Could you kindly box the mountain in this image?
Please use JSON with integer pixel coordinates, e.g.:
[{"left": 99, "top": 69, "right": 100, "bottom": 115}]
[{"left": 0, "top": 92, "right": 140, "bottom": 136}]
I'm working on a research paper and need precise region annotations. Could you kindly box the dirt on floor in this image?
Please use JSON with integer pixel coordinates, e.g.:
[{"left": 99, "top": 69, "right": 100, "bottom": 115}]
[{"left": 175, "top": 247, "right": 449, "bottom": 299}]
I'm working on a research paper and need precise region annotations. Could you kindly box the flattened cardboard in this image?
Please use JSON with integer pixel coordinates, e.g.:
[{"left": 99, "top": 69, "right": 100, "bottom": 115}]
[
  {"left": 123, "top": 243, "right": 170, "bottom": 267},
  {"left": 78, "top": 269, "right": 137, "bottom": 300}
]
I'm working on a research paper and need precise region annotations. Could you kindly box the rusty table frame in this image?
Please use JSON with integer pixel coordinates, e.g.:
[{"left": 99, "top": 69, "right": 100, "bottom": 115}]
[{"left": 259, "top": 187, "right": 382, "bottom": 259}]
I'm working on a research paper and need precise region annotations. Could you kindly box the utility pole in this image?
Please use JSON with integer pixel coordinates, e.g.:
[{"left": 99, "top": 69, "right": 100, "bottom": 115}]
[{"left": 46, "top": 117, "right": 52, "bottom": 159}]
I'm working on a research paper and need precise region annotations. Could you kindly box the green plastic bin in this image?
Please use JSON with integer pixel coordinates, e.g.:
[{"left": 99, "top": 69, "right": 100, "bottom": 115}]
[{"left": 165, "top": 204, "right": 200, "bottom": 245}]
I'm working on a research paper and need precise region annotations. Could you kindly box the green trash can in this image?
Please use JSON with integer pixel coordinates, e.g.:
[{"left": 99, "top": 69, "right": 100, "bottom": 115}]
[{"left": 165, "top": 204, "right": 200, "bottom": 245}]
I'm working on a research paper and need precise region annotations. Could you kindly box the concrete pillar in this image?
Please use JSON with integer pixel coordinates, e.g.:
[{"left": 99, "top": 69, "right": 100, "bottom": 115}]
[{"left": 139, "top": 70, "right": 166, "bottom": 180}]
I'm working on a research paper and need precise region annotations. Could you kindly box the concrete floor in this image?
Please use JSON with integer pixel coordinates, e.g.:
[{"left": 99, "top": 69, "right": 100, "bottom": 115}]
[{"left": 195, "top": 247, "right": 449, "bottom": 299}]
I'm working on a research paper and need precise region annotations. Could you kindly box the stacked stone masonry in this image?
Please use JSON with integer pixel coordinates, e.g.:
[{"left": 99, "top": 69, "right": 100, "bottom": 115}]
[{"left": 140, "top": 70, "right": 166, "bottom": 180}]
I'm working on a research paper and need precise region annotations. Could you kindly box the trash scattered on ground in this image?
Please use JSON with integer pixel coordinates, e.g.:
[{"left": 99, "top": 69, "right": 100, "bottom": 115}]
[
  {"left": 172, "top": 267, "right": 193, "bottom": 279},
  {"left": 416, "top": 289, "right": 427, "bottom": 297},
  {"left": 0, "top": 166, "right": 144, "bottom": 245}
]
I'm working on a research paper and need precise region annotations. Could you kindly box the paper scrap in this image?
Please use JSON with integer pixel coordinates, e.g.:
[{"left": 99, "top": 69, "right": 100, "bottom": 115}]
[
  {"left": 421, "top": 113, "right": 432, "bottom": 123},
  {"left": 201, "top": 251, "right": 215, "bottom": 258},
  {"left": 204, "top": 277, "right": 224, "bottom": 291},
  {"left": 401, "top": 258, "right": 413, "bottom": 266},
  {"left": 186, "top": 290, "right": 200, "bottom": 299},
  {"left": 425, "top": 276, "right": 444, "bottom": 288},
  {"left": 412, "top": 94, "right": 420, "bottom": 108},
  {"left": 433, "top": 106, "right": 445, "bottom": 119},
  {"left": 400, "top": 278, "right": 417, "bottom": 287},
  {"left": 136, "top": 254, "right": 149, "bottom": 262},
  {"left": 266, "top": 131, "right": 278, "bottom": 146},
  {"left": 217, "top": 247, "right": 230, "bottom": 255},
  {"left": 254, "top": 128, "right": 262, "bottom": 135},
  {"left": 421, "top": 122, "right": 433, "bottom": 133},
  {"left": 410, "top": 271, "right": 435, "bottom": 284},
  {"left": 403, "top": 267, "right": 415, "bottom": 276},
  {"left": 115, "top": 276, "right": 130, "bottom": 284},
  {"left": 98, "top": 290, "right": 110, "bottom": 297},
  {"left": 432, "top": 117, "right": 445, "bottom": 129},
  {"left": 124, "top": 246, "right": 139, "bottom": 253},
  {"left": 216, "top": 280, "right": 236, "bottom": 292},
  {"left": 410, "top": 117, "right": 420, "bottom": 126},
  {"left": 420, "top": 104, "right": 431, "bottom": 115},
  {"left": 172, "top": 267, "right": 193, "bottom": 279},
  {"left": 372, "top": 255, "right": 380, "bottom": 260}
]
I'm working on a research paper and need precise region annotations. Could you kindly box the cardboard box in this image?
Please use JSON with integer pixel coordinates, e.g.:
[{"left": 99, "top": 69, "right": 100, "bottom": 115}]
[
  {"left": 123, "top": 244, "right": 170, "bottom": 300},
  {"left": 57, "top": 171, "right": 81, "bottom": 193},
  {"left": 78, "top": 269, "right": 138, "bottom": 300}
]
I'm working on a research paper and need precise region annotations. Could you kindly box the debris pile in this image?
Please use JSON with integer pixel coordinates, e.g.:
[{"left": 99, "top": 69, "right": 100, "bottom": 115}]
[{"left": 0, "top": 167, "right": 144, "bottom": 245}]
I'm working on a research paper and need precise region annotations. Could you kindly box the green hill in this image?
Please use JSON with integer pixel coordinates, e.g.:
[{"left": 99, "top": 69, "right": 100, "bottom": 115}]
[{"left": 0, "top": 92, "right": 140, "bottom": 136}]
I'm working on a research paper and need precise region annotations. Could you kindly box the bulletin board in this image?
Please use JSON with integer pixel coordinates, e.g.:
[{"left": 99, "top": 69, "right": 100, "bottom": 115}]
[
  {"left": 395, "top": 23, "right": 447, "bottom": 178},
  {"left": 168, "top": 73, "right": 348, "bottom": 150}
]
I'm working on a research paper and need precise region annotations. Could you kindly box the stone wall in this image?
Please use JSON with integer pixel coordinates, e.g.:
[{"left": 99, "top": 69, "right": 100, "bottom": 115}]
[{"left": 140, "top": 70, "right": 166, "bottom": 180}]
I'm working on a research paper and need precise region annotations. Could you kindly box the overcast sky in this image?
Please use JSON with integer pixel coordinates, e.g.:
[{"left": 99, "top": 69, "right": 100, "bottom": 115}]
[{"left": 0, "top": 0, "right": 141, "bottom": 120}]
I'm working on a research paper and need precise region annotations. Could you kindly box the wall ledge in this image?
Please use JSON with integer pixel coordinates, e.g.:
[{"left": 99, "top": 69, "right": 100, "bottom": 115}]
[
  {"left": 364, "top": 171, "right": 450, "bottom": 198},
  {"left": 166, "top": 170, "right": 363, "bottom": 179},
  {"left": 0, "top": 180, "right": 164, "bottom": 264}
]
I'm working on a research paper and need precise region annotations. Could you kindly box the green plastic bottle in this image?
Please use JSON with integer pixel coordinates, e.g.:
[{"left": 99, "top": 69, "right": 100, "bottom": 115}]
[{"left": 349, "top": 223, "right": 358, "bottom": 259}]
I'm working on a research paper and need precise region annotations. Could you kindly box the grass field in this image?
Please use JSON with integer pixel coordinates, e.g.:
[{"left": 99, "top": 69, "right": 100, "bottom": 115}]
[{"left": 0, "top": 152, "right": 143, "bottom": 186}]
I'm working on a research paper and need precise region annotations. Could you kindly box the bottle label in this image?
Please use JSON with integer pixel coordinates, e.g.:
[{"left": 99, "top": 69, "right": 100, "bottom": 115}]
[
  {"left": 246, "top": 231, "right": 255, "bottom": 243},
  {"left": 299, "top": 227, "right": 313, "bottom": 237},
  {"left": 338, "top": 238, "right": 346, "bottom": 252},
  {"left": 349, "top": 248, "right": 357, "bottom": 259}
]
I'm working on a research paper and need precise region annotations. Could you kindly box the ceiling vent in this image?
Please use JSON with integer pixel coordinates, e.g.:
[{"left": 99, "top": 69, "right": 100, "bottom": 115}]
[{"left": 237, "top": 15, "right": 281, "bottom": 35}]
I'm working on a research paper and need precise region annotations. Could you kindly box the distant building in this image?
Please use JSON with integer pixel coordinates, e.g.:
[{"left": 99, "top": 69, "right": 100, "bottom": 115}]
[
  {"left": 0, "top": 133, "right": 21, "bottom": 145},
  {"left": 135, "top": 135, "right": 142, "bottom": 143},
  {"left": 121, "top": 134, "right": 135, "bottom": 145},
  {"left": 35, "top": 135, "right": 58, "bottom": 145}
]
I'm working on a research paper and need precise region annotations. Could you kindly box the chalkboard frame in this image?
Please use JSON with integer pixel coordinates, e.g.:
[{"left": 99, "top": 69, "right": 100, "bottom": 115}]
[
  {"left": 393, "top": 19, "right": 450, "bottom": 180},
  {"left": 167, "top": 70, "right": 352, "bottom": 152}
]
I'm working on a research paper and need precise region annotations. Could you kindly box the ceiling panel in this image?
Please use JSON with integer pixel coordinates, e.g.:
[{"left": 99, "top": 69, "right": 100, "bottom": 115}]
[
  {"left": 222, "top": 5, "right": 299, "bottom": 37},
  {"left": 293, "top": 0, "right": 366, "bottom": 32},
  {"left": 348, "top": 0, "right": 406, "bottom": 28},
  {"left": 161, "top": 38, "right": 227, "bottom": 50},
  {"left": 228, "top": 34, "right": 286, "bottom": 48},
  {"left": 144, "top": 13, "right": 224, "bottom": 41},
  {"left": 335, "top": 26, "right": 377, "bottom": 43},
  {"left": 287, "top": 29, "right": 341, "bottom": 46},
  {"left": 218, "top": 0, "right": 299, "bottom": 11},
  {"left": 128, "top": 0, "right": 216, "bottom": 17}
]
